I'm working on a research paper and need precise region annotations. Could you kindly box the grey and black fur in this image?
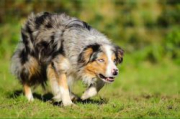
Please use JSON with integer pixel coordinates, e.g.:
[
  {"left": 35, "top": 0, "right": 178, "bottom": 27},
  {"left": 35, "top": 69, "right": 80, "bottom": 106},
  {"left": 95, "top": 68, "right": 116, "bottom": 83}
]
[{"left": 11, "top": 12, "right": 124, "bottom": 106}]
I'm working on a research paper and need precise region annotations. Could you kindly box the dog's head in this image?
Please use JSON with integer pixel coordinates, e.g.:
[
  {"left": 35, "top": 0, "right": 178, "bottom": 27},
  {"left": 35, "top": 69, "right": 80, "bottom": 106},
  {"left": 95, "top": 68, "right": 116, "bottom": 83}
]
[{"left": 78, "top": 43, "right": 124, "bottom": 83}]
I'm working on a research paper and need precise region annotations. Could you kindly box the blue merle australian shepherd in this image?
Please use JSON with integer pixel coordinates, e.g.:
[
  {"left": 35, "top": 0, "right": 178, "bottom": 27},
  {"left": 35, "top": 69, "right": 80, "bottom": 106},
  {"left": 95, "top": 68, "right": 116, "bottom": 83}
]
[{"left": 11, "top": 12, "right": 124, "bottom": 106}]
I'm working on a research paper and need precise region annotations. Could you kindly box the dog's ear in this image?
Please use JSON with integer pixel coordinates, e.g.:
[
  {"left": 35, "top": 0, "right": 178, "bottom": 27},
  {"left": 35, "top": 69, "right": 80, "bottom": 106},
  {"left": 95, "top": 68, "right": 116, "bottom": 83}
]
[
  {"left": 78, "top": 44, "right": 100, "bottom": 65},
  {"left": 114, "top": 45, "right": 124, "bottom": 64}
]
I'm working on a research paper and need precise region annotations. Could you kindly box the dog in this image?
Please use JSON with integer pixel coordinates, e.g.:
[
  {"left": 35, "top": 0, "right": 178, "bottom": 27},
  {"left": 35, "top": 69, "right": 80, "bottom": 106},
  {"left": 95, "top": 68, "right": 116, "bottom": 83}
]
[{"left": 11, "top": 12, "right": 124, "bottom": 106}]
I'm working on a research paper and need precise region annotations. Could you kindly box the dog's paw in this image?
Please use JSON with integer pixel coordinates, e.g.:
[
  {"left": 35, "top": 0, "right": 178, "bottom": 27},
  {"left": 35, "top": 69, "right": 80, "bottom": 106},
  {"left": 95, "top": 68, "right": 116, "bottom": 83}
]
[
  {"left": 63, "top": 100, "right": 74, "bottom": 107},
  {"left": 81, "top": 94, "right": 89, "bottom": 101},
  {"left": 26, "top": 95, "right": 34, "bottom": 102}
]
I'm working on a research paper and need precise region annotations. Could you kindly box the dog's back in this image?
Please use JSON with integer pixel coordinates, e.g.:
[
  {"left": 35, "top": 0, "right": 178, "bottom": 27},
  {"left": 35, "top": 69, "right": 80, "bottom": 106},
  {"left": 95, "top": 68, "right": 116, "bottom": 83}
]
[
  {"left": 20, "top": 12, "right": 76, "bottom": 61},
  {"left": 11, "top": 12, "right": 110, "bottom": 83},
  {"left": 11, "top": 12, "right": 86, "bottom": 83}
]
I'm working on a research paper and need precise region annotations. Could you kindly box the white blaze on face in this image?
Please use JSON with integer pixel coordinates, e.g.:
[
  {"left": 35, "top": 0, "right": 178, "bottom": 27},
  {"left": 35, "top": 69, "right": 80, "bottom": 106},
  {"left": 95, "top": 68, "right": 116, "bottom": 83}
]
[{"left": 104, "top": 45, "right": 118, "bottom": 77}]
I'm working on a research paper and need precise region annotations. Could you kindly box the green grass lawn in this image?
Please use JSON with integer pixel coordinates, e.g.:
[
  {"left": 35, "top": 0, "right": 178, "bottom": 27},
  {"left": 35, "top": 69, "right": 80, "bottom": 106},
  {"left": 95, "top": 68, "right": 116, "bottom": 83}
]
[{"left": 0, "top": 57, "right": 179, "bottom": 118}]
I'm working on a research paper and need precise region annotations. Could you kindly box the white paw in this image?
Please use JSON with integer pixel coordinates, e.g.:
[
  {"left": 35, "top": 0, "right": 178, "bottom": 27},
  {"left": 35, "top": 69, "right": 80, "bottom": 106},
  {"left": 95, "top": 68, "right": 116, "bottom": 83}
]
[
  {"left": 63, "top": 100, "right": 73, "bottom": 106},
  {"left": 81, "top": 94, "right": 89, "bottom": 100},
  {"left": 26, "top": 94, "right": 34, "bottom": 102},
  {"left": 81, "top": 87, "right": 97, "bottom": 100}
]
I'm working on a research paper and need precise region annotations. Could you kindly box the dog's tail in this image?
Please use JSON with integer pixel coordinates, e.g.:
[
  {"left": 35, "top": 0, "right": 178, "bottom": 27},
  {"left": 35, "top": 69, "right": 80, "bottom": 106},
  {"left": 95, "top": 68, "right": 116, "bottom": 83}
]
[
  {"left": 20, "top": 12, "right": 52, "bottom": 54},
  {"left": 11, "top": 42, "right": 26, "bottom": 80},
  {"left": 10, "top": 13, "right": 38, "bottom": 80},
  {"left": 11, "top": 12, "right": 57, "bottom": 82}
]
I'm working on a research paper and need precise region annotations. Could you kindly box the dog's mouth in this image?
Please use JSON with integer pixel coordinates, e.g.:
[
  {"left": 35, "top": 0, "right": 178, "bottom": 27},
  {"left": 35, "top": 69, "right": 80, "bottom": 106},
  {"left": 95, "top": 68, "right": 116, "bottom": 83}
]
[{"left": 98, "top": 74, "right": 115, "bottom": 83}]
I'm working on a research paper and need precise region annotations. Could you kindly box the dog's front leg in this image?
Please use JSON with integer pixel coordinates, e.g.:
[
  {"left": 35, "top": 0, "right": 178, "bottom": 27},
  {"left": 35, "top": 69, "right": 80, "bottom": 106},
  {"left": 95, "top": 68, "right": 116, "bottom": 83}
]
[
  {"left": 81, "top": 85, "right": 97, "bottom": 100},
  {"left": 81, "top": 80, "right": 105, "bottom": 100},
  {"left": 23, "top": 84, "right": 34, "bottom": 101},
  {"left": 58, "top": 73, "right": 73, "bottom": 106}
]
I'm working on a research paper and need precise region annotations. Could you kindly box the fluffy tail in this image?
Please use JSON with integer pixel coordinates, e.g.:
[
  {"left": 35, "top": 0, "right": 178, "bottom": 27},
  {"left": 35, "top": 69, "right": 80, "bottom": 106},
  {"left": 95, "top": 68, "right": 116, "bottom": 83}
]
[{"left": 11, "top": 43, "right": 26, "bottom": 80}]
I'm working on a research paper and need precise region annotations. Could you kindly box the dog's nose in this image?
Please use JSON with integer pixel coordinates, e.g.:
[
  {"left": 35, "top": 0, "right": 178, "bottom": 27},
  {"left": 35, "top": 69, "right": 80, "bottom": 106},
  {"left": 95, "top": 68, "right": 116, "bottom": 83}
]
[{"left": 112, "top": 69, "right": 118, "bottom": 76}]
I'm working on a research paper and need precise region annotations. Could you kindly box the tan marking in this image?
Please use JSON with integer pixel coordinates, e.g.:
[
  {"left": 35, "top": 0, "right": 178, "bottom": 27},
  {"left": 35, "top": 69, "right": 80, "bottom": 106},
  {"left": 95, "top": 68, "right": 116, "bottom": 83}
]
[
  {"left": 47, "top": 64, "right": 57, "bottom": 82},
  {"left": 84, "top": 52, "right": 108, "bottom": 78},
  {"left": 83, "top": 48, "right": 93, "bottom": 63},
  {"left": 117, "top": 53, "right": 122, "bottom": 59},
  {"left": 23, "top": 84, "right": 32, "bottom": 98},
  {"left": 47, "top": 63, "right": 68, "bottom": 90},
  {"left": 24, "top": 56, "right": 40, "bottom": 79},
  {"left": 58, "top": 74, "right": 68, "bottom": 89}
]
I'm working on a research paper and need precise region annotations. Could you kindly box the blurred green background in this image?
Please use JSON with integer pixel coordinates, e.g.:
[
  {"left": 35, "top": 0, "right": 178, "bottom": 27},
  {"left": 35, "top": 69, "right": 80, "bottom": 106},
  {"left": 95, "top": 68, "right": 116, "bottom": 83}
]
[
  {"left": 0, "top": 0, "right": 180, "bottom": 64},
  {"left": 0, "top": 0, "right": 180, "bottom": 118}
]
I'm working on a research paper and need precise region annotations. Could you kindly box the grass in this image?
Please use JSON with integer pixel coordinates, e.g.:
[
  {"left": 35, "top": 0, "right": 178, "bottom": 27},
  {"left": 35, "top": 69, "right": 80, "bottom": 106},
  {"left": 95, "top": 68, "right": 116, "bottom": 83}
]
[{"left": 0, "top": 56, "right": 179, "bottom": 118}]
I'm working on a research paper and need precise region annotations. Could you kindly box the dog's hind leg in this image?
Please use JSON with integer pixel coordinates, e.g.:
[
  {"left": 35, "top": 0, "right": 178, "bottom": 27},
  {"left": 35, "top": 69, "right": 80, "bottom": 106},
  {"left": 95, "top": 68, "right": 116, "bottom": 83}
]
[
  {"left": 58, "top": 73, "right": 73, "bottom": 106},
  {"left": 47, "top": 61, "right": 73, "bottom": 106},
  {"left": 81, "top": 80, "right": 105, "bottom": 100},
  {"left": 67, "top": 76, "right": 78, "bottom": 101},
  {"left": 47, "top": 64, "right": 62, "bottom": 102},
  {"left": 23, "top": 84, "right": 34, "bottom": 101}
]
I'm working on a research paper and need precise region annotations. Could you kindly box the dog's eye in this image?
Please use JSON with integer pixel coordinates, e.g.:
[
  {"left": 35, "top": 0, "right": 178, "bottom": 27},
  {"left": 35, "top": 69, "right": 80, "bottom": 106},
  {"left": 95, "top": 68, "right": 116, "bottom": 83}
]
[{"left": 97, "top": 59, "right": 104, "bottom": 63}]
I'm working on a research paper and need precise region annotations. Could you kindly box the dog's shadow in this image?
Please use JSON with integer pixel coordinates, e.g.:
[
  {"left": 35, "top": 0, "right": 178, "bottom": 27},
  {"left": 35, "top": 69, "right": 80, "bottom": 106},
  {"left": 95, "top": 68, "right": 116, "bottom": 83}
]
[
  {"left": 8, "top": 90, "right": 53, "bottom": 102},
  {"left": 8, "top": 90, "right": 108, "bottom": 105}
]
